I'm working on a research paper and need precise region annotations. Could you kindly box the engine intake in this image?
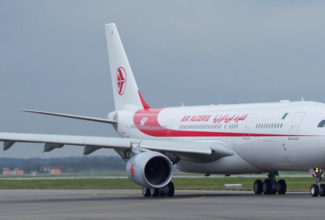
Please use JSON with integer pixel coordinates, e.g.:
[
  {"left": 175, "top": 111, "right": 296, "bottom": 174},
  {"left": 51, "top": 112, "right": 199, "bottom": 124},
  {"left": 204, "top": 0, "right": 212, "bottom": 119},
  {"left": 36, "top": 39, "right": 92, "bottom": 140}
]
[{"left": 126, "top": 151, "right": 173, "bottom": 188}]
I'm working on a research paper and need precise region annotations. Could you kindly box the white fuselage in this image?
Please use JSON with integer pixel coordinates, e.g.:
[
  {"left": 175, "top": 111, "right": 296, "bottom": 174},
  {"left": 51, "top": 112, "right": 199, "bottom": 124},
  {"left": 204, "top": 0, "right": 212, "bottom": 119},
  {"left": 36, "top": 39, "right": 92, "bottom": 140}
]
[{"left": 116, "top": 101, "right": 325, "bottom": 174}]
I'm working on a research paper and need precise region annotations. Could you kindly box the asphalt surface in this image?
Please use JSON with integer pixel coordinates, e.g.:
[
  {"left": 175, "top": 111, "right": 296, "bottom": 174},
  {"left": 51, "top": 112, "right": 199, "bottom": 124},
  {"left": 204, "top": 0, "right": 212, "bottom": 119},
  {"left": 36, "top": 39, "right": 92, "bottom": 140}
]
[
  {"left": 0, "top": 174, "right": 311, "bottom": 180},
  {"left": 0, "top": 189, "right": 323, "bottom": 220}
]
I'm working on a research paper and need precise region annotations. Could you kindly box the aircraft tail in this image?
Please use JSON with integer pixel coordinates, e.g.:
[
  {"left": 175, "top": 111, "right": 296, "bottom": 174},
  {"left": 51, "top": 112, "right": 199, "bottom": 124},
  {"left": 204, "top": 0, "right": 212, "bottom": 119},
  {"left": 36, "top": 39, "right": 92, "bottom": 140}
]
[{"left": 105, "top": 23, "right": 150, "bottom": 110}]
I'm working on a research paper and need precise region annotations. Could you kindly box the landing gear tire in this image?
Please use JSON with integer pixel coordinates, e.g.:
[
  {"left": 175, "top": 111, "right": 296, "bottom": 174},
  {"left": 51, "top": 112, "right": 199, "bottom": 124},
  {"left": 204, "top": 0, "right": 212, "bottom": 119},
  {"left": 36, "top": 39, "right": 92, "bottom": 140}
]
[
  {"left": 142, "top": 187, "right": 151, "bottom": 197},
  {"left": 158, "top": 181, "right": 175, "bottom": 197},
  {"left": 270, "top": 180, "right": 277, "bottom": 194},
  {"left": 310, "top": 168, "right": 325, "bottom": 197},
  {"left": 166, "top": 181, "right": 175, "bottom": 197},
  {"left": 319, "top": 184, "right": 325, "bottom": 197},
  {"left": 277, "top": 179, "right": 287, "bottom": 195},
  {"left": 262, "top": 179, "right": 272, "bottom": 194},
  {"left": 254, "top": 172, "right": 285, "bottom": 196},
  {"left": 310, "top": 184, "right": 319, "bottom": 197},
  {"left": 253, "top": 179, "right": 263, "bottom": 194},
  {"left": 146, "top": 181, "right": 175, "bottom": 198},
  {"left": 151, "top": 188, "right": 160, "bottom": 197},
  {"left": 159, "top": 188, "right": 166, "bottom": 197}
]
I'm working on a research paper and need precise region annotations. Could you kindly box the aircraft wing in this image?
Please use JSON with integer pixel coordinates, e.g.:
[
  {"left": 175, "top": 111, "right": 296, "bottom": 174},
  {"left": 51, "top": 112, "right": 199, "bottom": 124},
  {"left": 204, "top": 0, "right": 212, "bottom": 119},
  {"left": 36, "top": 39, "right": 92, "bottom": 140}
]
[{"left": 0, "top": 133, "right": 233, "bottom": 159}]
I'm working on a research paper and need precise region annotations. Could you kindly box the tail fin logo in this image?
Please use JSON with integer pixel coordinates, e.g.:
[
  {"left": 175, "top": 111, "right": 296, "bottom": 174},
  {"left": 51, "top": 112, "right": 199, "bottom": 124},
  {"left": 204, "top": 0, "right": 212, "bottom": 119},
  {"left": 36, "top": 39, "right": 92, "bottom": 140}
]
[{"left": 117, "top": 67, "right": 127, "bottom": 95}]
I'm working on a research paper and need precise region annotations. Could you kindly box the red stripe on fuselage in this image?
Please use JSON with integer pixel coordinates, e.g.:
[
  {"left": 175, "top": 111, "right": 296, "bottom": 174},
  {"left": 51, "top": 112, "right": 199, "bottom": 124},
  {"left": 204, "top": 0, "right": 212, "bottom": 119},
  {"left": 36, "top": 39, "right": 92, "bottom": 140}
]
[
  {"left": 133, "top": 108, "right": 308, "bottom": 137},
  {"left": 134, "top": 108, "right": 169, "bottom": 136}
]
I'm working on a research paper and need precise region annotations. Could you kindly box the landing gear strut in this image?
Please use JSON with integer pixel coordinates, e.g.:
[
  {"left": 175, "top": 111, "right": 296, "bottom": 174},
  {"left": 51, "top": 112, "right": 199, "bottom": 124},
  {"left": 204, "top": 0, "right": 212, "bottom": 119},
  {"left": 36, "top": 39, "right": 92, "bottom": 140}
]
[
  {"left": 253, "top": 171, "right": 286, "bottom": 195},
  {"left": 310, "top": 168, "right": 325, "bottom": 197},
  {"left": 142, "top": 181, "right": 175, "bottom": 198}
]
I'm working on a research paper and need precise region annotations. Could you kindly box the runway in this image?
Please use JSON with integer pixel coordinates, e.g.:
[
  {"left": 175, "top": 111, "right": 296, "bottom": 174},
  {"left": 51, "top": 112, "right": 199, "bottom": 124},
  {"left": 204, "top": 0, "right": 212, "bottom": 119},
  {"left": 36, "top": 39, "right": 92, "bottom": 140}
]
[{"left": 0, "top": 189, "right": 323, "bottom": 220}]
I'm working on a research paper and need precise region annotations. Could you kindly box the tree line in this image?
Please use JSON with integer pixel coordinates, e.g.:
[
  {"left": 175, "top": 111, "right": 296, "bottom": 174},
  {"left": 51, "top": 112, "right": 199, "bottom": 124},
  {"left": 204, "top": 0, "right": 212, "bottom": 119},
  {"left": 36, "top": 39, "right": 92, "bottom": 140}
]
[{"left": 0, "top": 156, "right": 126, "bottom": 174}]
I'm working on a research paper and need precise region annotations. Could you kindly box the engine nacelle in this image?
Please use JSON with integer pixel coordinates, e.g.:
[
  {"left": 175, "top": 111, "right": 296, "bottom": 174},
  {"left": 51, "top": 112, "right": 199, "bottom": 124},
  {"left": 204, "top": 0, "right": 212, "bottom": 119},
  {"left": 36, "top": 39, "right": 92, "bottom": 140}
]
[{"left": 126, "top": 151, "right": 173, "bottom": 188}]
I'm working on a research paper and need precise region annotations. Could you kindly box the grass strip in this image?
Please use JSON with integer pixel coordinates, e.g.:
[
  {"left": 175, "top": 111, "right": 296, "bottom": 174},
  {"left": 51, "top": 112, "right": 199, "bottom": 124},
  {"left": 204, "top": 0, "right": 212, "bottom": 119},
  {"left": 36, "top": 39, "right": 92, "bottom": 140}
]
[{"left": 0, "top": 177, "right": 315, "bottom": 192}]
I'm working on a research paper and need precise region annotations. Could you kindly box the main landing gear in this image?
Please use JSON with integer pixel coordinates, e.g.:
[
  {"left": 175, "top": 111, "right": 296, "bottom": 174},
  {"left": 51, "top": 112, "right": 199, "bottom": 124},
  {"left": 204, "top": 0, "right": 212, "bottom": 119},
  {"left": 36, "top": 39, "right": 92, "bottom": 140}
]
[
  {"left": 142, "top": 181, "right": 175, "bottom": 198},
  {"left": 253, "top": 171, "right": 287, "bottom": 195},
  {"left": 310, "top": 168, "right": 325, "bottom": 197}
]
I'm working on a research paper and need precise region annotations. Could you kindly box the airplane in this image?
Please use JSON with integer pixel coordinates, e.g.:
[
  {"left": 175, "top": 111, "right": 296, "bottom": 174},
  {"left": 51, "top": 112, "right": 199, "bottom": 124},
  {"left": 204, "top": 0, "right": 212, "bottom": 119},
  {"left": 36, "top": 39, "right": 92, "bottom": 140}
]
[{"left": 1, "top": 23, "right": 325, "bottom": 197}]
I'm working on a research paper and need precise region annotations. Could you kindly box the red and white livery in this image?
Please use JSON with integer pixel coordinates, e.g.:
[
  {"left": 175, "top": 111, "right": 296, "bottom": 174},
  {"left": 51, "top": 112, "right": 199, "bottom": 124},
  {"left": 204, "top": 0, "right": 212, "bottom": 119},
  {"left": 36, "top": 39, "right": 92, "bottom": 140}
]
[{"left": 1, "top": 23, "right": 325, "bottom": 197}]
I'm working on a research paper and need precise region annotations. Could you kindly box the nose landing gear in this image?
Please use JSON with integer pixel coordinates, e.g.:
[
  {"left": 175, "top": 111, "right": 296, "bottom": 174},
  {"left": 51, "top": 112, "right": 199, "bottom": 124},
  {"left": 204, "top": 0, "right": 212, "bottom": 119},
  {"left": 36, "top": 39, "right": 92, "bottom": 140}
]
[
  {"left": 253, "top": 171, "right": 287, "bottom": 195},
  {"left": 310, "top": 168, "right": 325, "bottom": 197}
]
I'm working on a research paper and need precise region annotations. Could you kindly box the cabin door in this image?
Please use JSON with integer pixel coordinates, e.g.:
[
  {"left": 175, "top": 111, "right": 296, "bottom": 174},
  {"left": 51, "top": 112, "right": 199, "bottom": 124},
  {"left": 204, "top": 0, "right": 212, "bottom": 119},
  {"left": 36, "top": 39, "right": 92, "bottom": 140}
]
[{"left": 288, "top": 112, "right": 305, "bottom": 140}]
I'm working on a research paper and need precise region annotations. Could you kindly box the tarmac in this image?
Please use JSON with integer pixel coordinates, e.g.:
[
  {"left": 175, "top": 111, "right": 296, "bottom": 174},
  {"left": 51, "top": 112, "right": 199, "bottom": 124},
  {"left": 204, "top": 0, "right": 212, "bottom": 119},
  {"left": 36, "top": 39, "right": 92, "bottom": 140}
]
[
  {"left": 0, "top": 189, "right": 324, "bottom": 220},
  {"left": 0, "top": 174, "right": 311, "bottom": 180}
]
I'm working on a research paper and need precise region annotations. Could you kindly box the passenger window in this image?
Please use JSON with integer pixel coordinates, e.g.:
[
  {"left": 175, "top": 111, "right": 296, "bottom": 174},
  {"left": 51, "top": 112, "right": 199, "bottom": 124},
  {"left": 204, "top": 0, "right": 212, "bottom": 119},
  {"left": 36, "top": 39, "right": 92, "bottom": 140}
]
[{"left": 318, "top": 120, "right": 325, "bottom": 128}]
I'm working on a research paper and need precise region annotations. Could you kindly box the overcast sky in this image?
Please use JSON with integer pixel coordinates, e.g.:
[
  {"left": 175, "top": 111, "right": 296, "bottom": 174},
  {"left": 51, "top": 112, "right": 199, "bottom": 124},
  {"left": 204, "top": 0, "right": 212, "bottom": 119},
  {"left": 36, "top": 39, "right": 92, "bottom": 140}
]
[{"left": 1, "top": 0, "right": 325, "bottom": 158}]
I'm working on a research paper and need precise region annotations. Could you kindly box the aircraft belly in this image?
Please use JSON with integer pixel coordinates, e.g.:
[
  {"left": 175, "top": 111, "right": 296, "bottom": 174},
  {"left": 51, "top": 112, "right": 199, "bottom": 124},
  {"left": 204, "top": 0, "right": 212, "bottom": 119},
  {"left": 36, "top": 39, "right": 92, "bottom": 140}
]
[
  {"left": 230, "top": 137, "right": 292, "bottom": 170},
  {"left": 173, "top": 136, "right": 325, "bottom": 172},
  {"left": 285, "top": 137, "right": 325, "bottom": 169},
  {"left": 177, "top": 154, "right": 262, "bottom": 174}
]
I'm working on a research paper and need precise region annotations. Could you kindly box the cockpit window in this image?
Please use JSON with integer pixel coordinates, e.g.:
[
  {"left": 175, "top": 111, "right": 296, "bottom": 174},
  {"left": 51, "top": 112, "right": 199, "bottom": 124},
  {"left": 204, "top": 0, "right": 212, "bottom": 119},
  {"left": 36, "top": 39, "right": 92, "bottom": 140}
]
[{"left": 318, "top": 120, "right": 325, "bottom": 128}]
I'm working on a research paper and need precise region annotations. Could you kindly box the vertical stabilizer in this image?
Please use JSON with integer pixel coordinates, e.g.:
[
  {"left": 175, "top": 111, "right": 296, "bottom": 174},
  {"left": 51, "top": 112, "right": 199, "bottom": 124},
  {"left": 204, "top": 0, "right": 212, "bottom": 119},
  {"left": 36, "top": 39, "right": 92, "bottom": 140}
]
[{"left": 105, "top": 23, "right": 149, "bottom": 110}]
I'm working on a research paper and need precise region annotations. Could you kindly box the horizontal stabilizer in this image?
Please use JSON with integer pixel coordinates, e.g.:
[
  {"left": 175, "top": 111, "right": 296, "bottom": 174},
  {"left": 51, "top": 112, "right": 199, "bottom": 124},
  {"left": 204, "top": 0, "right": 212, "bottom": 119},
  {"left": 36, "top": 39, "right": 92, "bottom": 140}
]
[{"left": 22, "top": 109, "right": 116, "bottom": 124}]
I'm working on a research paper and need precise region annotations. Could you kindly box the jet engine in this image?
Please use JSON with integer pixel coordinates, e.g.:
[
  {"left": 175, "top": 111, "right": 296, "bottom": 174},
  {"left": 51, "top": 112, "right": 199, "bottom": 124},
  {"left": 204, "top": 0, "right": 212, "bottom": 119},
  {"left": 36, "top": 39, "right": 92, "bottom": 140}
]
[{"left": 126, "top": 151, "right": 173, "bottom": 188}]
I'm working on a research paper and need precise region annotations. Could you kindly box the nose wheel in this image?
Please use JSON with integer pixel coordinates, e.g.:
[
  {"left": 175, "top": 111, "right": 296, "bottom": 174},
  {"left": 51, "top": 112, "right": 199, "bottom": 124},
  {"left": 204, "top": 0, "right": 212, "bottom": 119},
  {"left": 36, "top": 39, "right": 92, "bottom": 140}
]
[
  {"left": 253, "top": 171, "right": 286, "bottom": 195},
  {"left": 310, "top": 168, "right": 325, "bottom": 197}
]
